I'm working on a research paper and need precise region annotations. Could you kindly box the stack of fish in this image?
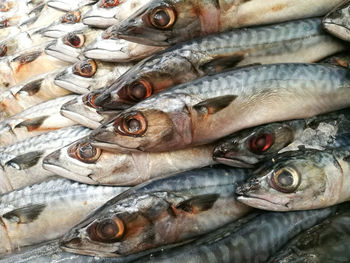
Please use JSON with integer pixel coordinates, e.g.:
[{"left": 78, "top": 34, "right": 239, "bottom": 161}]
[{"left": 1, "top": 0, "right": 350, "bottom": 262}]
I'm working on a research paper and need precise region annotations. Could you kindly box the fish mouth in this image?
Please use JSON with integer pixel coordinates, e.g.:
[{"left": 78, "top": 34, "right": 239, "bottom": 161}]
[
  {"left": 60, "top": 242, "right": 119, "bottom": 258},
  {"left": 323, "top": 20, "right": 350, "bottom": 42},
  {"left": 45, "top": 43, "right": 80, "bottom": 63},
  {"left": 237, "top": 195, "right": 290, "bottom": 211},
  {"left": 60, "top": 107, "right": 102, "bottom": 130},
  {"left": 82, "top": 16, "right": 118, "bottom": 29},
  {"left": 54, "top": 76, "right": 91, "bottom": 94},
  {"left": 212, "top": 156, "right": 255, "bottom": 169},
  {"left": 84, "top": 39, "right": 131, "bottom": 62},
  {"left": 91, "top": 139, "right": 137, "bottom": 153}
]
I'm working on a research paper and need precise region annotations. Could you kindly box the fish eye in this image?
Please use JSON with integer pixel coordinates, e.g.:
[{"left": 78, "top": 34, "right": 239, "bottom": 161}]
[
  {"left": 249, "top": 133, "right": 274, "bottom": 154},
  {"left": 82, "top": 92, "right": 100, "bottom": 109},
  {"left": 150, "top": 7, "right": 176, "bottom": 29},
  {"left": 0, "top": 19, "right": 9, "bottom": 28},
  {"left": 73, "top": 59, "right": 97, "bottom": 77},
  {"left": 114, "top": 112, "right": 147, "bottom": 136},
  {"left": 87, "top": 217, "right": 125, "bottom": 243},
  {"left": 101, "top": 0, "right": 119, "bottom": 8},
  {"left": 63, "top": 33, "right": 85, "bottom": 48},
  {"left": 60, "top": 11, "right": 81, "bottom": 23},
  {"left": 271, "top": 167, "right": 300, "bottom": 193},
  {"left": 127, "top": 80, "right": 152, "bottom": 102},
  {"left": 68, "top": 142, "right": 101, "bottom": 163},
  {"left": 0, "top": 44, "right": 7, "bottom": 57}
]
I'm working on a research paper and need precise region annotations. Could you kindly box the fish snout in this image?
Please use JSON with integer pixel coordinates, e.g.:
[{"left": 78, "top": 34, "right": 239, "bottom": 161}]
[
  {"left": 43, "top": 150, "right": 61, "bottom": 166},
  {"left": 236, "top": 178, "right": 260, "bottom": 195}
]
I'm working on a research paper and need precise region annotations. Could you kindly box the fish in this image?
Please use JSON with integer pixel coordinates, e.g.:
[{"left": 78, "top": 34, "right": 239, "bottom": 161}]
[
  {"left": 236, "top": 147, "right": 350, "bottom": 211},
  {"left": 0, "top": 95, "right": 78, "bottom": 146},
  {"left": 94, "top": 17, "right": 346, "bottom": 109},
  {"left": 47, "top": 0, "right": 98, "bottom": 12},
  {"left": 0, "top": 43, "right": 71, "bottom": 90},
  {"left": 54, "top": 59, "right": 131, "bottom": 94},
  {"left": 82, "top": 0, "right": 152, "bottom": 29},
  {"left": 136, "top": 207, "right": 337, "bottom": 263},
  {"left": 0, "top": 126, "right": 91, "bottom": 193},
  {"left": 0, "top": 239, "right": 138, "bottom": 263},
  {"left": 0, "top": 178, "right": 127, "bottom": 254},
  {"left": 43, "top": 136, "right": 216, "bottom": 185},
  {"left": 212, "top": 109, "right": 350, "bottom": 168},
  {"left": 45, "top": 26, "right": 100, "bottom": 63},
  {"left": 323, "top": 1, "right": 350, "bottom": 42},
  {"left": 83, "top": 28, "right": 164, "bottom": 62},
  {"left": 268, "top": 204, "right": 350, "bottom": 263},
  {"left": 0, "top": 69, "right": 72, "bottom": 118},
  {"left": 60, "top": 166, "right": 251, "bottom": 257},
  {"left": 90, "top": 63, "right": 350, "bottom": 153},
  {"left": 60, "top": 91, "right": 115, "bottom": 129},
  {"left": 116, "top": 0, "right": 345, "bottom": 46}
]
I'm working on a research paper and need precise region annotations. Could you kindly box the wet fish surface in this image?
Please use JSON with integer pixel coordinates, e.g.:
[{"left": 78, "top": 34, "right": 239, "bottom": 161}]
[
  {"left": 60, "top": 166, "right": 251, "bottom": 257},
  {"left": 90, "top": 63, "right": 350, "bottom": 153},
  {"left": 323, "top": 1, "right": 350, "bottom": 42},
  {"left": 0, "top": 178, "right": 127, "bottom": 254}
]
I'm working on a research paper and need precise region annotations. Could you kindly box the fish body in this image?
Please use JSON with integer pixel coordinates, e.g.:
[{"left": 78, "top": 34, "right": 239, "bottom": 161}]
[
  {"left": 60, "top": 166, "right": 251, "bottom": 257},
  {"left": 0, "top": 95, "right": 78, "bottom": 146},
  {"left": 0, "top": 126, "right": 91, "bottom": 192},
  {"left": 117, "top": 0, "right": 345, "bottom": 46},
  {"left": 83, "top": 0, "right": 152, "bottom": 29},
  {"left": 91, "top": 63, "right": 350, "bottom": 153},
  {"left": 136, "top": 207, "right": 336, "bottom": 263},
  {"left": 323, "top": 1, "right": 350, "bottom": 42},
  {"left": 43, "top": 136, "right": 216, "bottom": 185},
  {"left": 0, "top": 69, "right": 72, "bottom": 118},
  {"left": 268, "top": 205, "right": 350, "bottom": 263},
  {"left": 213, "top": 109, "right": 350, "bottom": 168},
  {"left": 54, "top": 59, "right": 131, "bottom": 94},
  {"left": 236, "top": 147, "right": 350, "bottom": 211},
  {"left": 95, "top": 17, "right": 346, "bottom": 110},
  {"left": 0, "top": 178, "right": 127, "bottom": 254}
]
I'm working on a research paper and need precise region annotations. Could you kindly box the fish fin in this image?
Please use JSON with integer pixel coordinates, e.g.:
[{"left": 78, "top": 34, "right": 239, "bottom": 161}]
[
  {"left": 5, "top": 151, "right": 43, "bottom": 170},
  {"left": 18, "top": 78, "right": 44, "bottom": 96},
  {"left": 14, "top": 116, "right": 48, "bottom": 131},
  {"left": 11, "top": 51, "right": 42, "bottom": 64},
  {"left": 193, "top": 95, "right": 237, "bottom": 115},
  {"left": 176, "top": 194, "right": 219, "bottom": 214},
  {"left": 200, "top": 54, "right": 246, "bottom": 74},
  {"left": 2, "top": 204, "right": 46, "bottom": 224}
]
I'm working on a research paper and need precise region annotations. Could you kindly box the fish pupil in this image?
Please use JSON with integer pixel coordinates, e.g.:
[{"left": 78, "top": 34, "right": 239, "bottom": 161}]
[
  {"left": 79, "top": 143, "right": 96, "bottom": 159},
  {"left": 103, "top": 0, "right": 118, "bottom": 7},
  {"left": 131, "top": 83, "right": 147, "bottom": 100},
  {"left": 277, "top": 171, "right": 293, "bottom": 187},
  {"left": 81, "top": 62, "right": 92, "bottom": 74},
  {"left": 69, "top": 35, "right": 81, "bottom": 47},
  {"left": 153, "top": 10, "right": 170, "bottom": 27},
  {"left": 99, "top": 220, "right": 118, "bottom": 238},
  {"left": 127, "top": 119, "right": 141, "bottom": 132},
  {"left": 250, "top": 134, "right": 273, "bottom": 153}
]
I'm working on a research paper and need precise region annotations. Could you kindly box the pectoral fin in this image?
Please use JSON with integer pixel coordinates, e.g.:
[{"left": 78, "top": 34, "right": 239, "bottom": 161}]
[
  {"left": 5, "top": 151, "right": 43, "bottom": 170},
  {"left": 14, "top": 116, "right": 48, "bottom": 131},
  {"left": 18, "top": 78, "right": 44, "bottom": 96},
  {"left": 200, "top": 53, "right": 246, "bottom": 74},
  {"left": 193, "top": 95, "right": 237, "bottom": 115},
  {"left": 2, "top": 204, "right": 46, "bottom": 224},
  {"left": 176, "top": 194, "right": 219, "bottom": 214}
]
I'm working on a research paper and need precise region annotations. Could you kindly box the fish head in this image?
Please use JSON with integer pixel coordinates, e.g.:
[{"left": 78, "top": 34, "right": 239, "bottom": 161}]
[
  {"left": 236, "top": 150, "right": 340, "bottom": 211},
  {"left": 213, "top": 123, "right": 295, "bottom": 168},
  {"left": 60, "top": 192, "right": 179, "bottom": 256},
  {"left": 94, "top": 53, "right": 197, "bottom": 109},
  {"left": 91, "top": 93, "right": 194, "bottom": 152},
  {"left": 117, "top": 0, "right": 204, "bottom": 46},
  {"left": 43, "top": 137, "right": 146, "bottom": 185},
  {"left": 323, "top": 1, "right": 350, "bottom": 42},
  {"left": 54, "top": 59, "right": 99, "bottom": 93}
]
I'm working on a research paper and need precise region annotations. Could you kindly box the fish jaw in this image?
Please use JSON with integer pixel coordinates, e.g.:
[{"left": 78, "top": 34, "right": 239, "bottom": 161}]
[
  {"left": 323, "top": 22, "right": 350, "bottom": 42},
  {"left": 54, "top": 67, "right": 92, "bottom": 94},
  {"left": 40, "top": 23, "right": 87, "bottom": 38},
  {"left": 82, "top": 6, "right": 119, "bottom": 28},
  {"left": 323, "top": 1, "right": 350, "bottom": 42},
  {"left": 45, "top": 40, "right": 81, "bottom": 63}
]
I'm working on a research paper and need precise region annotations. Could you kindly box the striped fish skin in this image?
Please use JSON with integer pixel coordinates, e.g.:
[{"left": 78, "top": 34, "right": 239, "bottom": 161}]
[
  {"left": 54, "top": 59, "right": 132, "bottom": 94},
  {"left": 0, "top": 70, "right": 72, "bottom": 118},
  {"left": 323, "top": 1, "right": 350, "bottom": 42},
  {"left": 213, "top": 109, "right": 350, "bottom": 168},
  {"left": 82, "top": 0, "right": 152, "bottom": 29},
  {"left": 0, "top": 95, "right": 78, "bottom": 146},
  {"left": 236, "top": 148, "right": 350, "bottom": 211},
  {"left": 42, "top": 136, "right": 215, "bottom": 185},
  {"left": 60, "top": 167, "right": 251, "bottom": 257},
  {"left": 96, "top": 17, "right": 346, "bottom": 110},
  {"left": 268, "top": 205, "right": 350, "bottom": 263},
  {"left": 117, "top": 0, "right": 344, "bottom": 46},
  {"left": 91, "top": 63, "right": 350, "bottom": 153},
  {"left": 0, "top": 178, "right": 128, "bottom": 255},
  {"left": 0, "top": 126, "right": 91, "bottom": 193},
  {"left": 136, "top": 207, "right": 336, "bottom": 263}
]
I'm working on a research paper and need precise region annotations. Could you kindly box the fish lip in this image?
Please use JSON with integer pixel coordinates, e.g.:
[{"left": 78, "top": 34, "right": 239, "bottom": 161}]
[
  {"left": 42, "top": 162, "right": 98, "bottom": 185},
  {"left": 213, "top": 156, "right": 255, "bottom": 168},
  {"left": 45, "top": 43, "right": 80, "bottom": 63},
  {"left": 60, "top": 108, "right": 102, "bottom": 130},
  {"left": 90, "top": 139, "right": 138, "bottom": 153},
  {"left": 82, "top": 16, "right": 118, "bottom": 28},
  {"left": 83, "top": 47, "right": 129, "bottom": 62},
  {"left": 117, "top": 31, "right": 170, "bottom": 46},
  {"left": 60, "top": 243, "right": 120, "bottom": 257},
  {"left": 54, "top": 78, "right": 90, "bottom": 94},
  {"left": 237, "top": 195, "right": 289, "bottom": 211}
]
